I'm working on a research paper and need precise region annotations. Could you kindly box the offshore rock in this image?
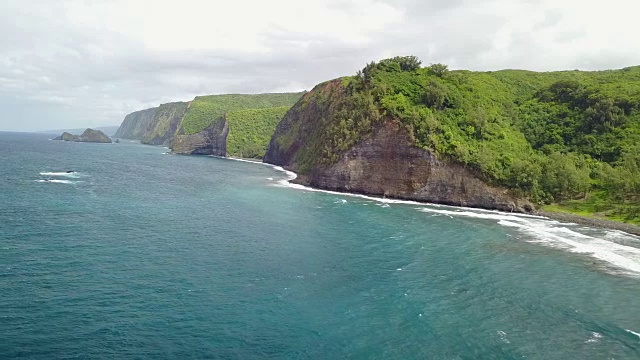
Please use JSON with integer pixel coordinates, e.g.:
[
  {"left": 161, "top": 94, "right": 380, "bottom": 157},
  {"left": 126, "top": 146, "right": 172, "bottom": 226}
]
[{"left": 53, "top": 129, "right": 112, "bottom": 143}]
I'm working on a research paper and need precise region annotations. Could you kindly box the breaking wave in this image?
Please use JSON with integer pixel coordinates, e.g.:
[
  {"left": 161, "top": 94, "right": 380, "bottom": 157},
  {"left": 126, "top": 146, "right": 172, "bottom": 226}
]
[
  {"left": 626, "top": 329, "right": 640, "bottom": 339},
  {"left": 36, "top": 179, "right": 76, "bottom": 184},
  {"left": 232, "top": 158, "right": 640, "bottom": 277},
  {"left": 419, "top": 207, "right": 640, "bottom": 276},
  {"left": 39, "top": 171, "right": 81, "bottom": 178}
]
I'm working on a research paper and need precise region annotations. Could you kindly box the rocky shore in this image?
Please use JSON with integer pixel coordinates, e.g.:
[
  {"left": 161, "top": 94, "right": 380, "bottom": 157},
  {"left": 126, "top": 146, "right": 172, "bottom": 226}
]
[{"left": 539, "top": 211, "right": 640, "bottom": 237}]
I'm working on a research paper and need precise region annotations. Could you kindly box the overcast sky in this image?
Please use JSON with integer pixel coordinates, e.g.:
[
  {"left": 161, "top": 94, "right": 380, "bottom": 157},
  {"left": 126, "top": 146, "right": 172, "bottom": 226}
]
[{"left": 1, "top": 0, "right": 639, "bottom": 131}]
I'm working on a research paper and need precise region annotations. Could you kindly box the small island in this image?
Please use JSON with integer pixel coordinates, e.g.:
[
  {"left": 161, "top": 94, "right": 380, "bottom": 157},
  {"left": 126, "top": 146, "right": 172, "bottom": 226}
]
[{"left": 53, "top": 128, "right": 112, "bottom": 143}]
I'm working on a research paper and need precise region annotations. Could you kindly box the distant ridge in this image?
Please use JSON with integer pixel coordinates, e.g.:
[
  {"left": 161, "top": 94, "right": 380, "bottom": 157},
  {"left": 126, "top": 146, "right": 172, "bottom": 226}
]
[{"left": 116, "top": 92, "right": 304, "bottom": 158}]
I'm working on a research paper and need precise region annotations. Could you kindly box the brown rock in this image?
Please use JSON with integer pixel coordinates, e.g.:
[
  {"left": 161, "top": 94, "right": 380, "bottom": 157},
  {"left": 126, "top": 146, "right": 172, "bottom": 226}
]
[
  {"left": 294, "top": 121, "right": 531, "bottom": 212},
  {"left": 170, "top": 118, "right": 228, "bottom": 155}
]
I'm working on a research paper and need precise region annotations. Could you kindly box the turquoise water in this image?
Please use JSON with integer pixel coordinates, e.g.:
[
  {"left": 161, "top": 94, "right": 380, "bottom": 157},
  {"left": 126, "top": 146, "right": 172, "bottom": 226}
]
[{"left": 1, "top": 132, "right": 640, "bottom": 359}]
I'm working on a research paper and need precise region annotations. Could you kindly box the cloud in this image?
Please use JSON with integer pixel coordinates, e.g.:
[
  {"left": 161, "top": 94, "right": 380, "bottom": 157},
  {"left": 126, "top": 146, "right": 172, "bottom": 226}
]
[{"left": 0, "top": 0, "right": 639, "bottom": 131}]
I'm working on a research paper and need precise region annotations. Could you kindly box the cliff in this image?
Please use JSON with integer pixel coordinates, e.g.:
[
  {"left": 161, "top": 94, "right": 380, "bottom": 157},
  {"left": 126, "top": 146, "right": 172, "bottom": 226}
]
[
  {"left": 264, "top": 81, "right": 531, "bottom": 212},
  {"left": 171, "top": 118, "right": 228, "bottom": 155},
  {"left": 141, "top": 102, "right": 189, "bottom": 146},
  {"left": 114, "top": 107, "right": 157, "bottom": 139},
  {"left": 265, "top": 57, "right": 640, "bottom": 219},
  {"left": 114, "top": 93, "right": 303, "bottom": 156},
  {"left": 170, "top": 93, "right": 304, "bottom": 155},
  {"left": 53, "top": 128, "right": 112, "bottom": 143}
]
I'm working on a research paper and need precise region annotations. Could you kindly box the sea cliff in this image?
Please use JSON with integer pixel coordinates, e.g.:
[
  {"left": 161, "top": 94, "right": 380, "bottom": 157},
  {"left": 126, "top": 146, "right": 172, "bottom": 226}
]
[
  {"left": 141, "top": 102, "right": 189, "bottom": 146},
  {"left": 114, "top": 108, "right": 157, "bottom": 139},
  {"left": 115, "top": 57, "right": 640, "bottom": 221},
  {"left": 265, "top": 57, "right": 640, "bottom": 220},
  {"left": 115, "top": 93, "right": 303, "bottom": 157},
  {"left": 264, "top": 80, "right": 532, "bottom": 212}
]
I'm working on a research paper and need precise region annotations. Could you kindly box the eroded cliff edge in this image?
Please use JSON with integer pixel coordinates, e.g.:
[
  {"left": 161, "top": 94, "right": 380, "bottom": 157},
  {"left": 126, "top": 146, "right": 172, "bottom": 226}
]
[
  {"left": 264, "top": 80, "right": 533, "bottom": 213},
  {"left": 171, "top": 118, "right": 229, "bottom": 155},
  {"left": 114, "top": 107, "right": 157, "bottom": 139},
  {"left": 141, "top": 102, "right": 189, "bottom": 146}
]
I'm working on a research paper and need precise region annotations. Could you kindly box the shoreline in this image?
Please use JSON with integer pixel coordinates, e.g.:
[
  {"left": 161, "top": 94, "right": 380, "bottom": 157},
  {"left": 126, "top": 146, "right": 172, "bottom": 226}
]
[
  {"left": 538, "top": 211, "right": 640, "bottom": 237},
  {"left": 225, "top": 156, "right": 640, "bottom": 238}
]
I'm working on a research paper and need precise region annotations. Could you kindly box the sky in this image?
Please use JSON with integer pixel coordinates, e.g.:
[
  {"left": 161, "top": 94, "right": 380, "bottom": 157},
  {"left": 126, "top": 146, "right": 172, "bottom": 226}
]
[{"left": 1, "top": 0, "right": 639, "bottom": 132}]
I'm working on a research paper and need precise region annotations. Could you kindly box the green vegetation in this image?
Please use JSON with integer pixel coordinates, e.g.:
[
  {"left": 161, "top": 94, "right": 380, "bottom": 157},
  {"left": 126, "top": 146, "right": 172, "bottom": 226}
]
[
  {"left": 142, "top": 102, "right": 188, "bottom": 144},
  {"left": 278, "top": 56, "right": 640, "bottom": 222},
  {"left": 273, "top": 79, "right": 381, "bottom": 174},
  {"left": 181, "top": 93, "right": 304, "bottom": 135},
  {"left": 226, "top": 106, "right": 290, "bottom": 158}
]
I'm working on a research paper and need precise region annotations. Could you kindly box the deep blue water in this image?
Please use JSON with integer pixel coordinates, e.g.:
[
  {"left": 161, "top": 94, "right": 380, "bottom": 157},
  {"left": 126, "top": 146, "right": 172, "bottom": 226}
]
[{"left": 1, "top": 131, "right": 640, "bottom": 359}]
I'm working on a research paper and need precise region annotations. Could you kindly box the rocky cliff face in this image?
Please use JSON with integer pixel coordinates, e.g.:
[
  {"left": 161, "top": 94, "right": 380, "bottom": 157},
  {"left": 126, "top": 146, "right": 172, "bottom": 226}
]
[
  {"left": 53, "top": 129, "right": 112, "bottom": 143},
  {"left": 264, "top": 81, "right": 532, "bottom": 213},
  {"left": 141, "top": 102, "right": 189, "bottom": 146},
  {"left": 114, "top": 101, "right": 227, "bottom": 153},
  {"left": 307, "top": 122, "right": 530, "bottom": 212},
  {"left": 171, "top": 118, "right": 228, "bottom": 156},
  {"left": 114, "top": 107, "right": 157, "bottom": 139}
]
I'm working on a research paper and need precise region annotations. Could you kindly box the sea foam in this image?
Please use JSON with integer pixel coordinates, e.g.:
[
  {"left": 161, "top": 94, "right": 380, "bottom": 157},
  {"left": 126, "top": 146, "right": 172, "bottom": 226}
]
[
  {"left": 418, "top": 208, "right": 640, "bottom": 276},
  {"left": 36, "top": 179, "right": 76, "bottom": 184},
  {"left": 39, "top": 171, "right": 81, "bottom": 178},
  {"left": 232, "top": 157, "right": 640, "bottom": 276},
  {"left": 626, "top": 329, "right": 640, "bottom": 339}
]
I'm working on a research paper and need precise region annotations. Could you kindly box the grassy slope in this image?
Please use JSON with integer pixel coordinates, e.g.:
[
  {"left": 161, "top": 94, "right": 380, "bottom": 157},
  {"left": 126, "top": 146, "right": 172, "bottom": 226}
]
[
  {"left": 226, "top": 106, "right": 290, "bottom": 158},
  {"left": 181, "top": 93, "right": 304, "bottom": 135},
  {"left": 143, "top": 102, "right": 189, "bottom": 142}
]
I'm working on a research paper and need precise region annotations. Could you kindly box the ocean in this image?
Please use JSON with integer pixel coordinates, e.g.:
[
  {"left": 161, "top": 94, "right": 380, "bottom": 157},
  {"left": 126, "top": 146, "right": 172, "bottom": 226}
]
[{"left": 1, "top": 131, "right": 640, "bottom": 359}]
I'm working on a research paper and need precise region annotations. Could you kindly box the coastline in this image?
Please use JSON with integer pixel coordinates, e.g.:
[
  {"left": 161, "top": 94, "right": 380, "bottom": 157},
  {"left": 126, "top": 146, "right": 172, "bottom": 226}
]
[
  {"left": 226, "top": 156, "right": 640, "bottom": 238},
  {"left": 539, "top": 211, "right": 640, "bottom": 237}
]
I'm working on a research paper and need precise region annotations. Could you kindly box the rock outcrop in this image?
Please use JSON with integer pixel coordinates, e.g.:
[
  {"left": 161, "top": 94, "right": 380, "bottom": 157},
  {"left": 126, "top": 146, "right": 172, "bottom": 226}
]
[
  {"left": 171, "top": 118, "right": 229, "bottom": 155},
  {"left": 264, "top": 81, "right": 533, "bottom": 213},
  {"left": 53, "top": 128, "right": 112, "bottom": 143},
  {"left": 53, "top": 132, "right": 76, "bottom": 141},
  {"left": 114, "top": 107, "right": 157, "bottom": 139}
]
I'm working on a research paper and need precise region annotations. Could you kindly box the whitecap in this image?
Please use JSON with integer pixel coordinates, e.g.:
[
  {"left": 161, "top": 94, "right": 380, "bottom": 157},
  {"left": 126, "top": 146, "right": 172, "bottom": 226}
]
[
  {"left": 39, "top": 171, "right": 81, "bottom": 178},
  {"left": 585, "top": 332, "right": 603, "bottom": 343},
  {"left": 497, "top": 331, "right": 510, "bottom": 344},
  {"left": 36, "top": 179, "right": 76, "bottom": 184},
  {"left": 626, "top": 329, "right": 640, "bottom": 339}
]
